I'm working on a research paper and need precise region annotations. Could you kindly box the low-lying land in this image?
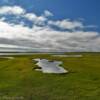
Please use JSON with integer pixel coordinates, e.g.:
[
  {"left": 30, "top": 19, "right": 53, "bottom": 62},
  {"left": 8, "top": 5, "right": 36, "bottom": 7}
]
[{"left": 0, "top": 52, "right": 100, "bottom": 100}]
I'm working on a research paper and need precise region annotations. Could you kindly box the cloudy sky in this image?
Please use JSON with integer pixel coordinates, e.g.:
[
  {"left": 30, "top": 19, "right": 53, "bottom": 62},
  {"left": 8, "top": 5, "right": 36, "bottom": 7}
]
[{"left": 0, "top": 0, "right": 100, "bottom": 52}]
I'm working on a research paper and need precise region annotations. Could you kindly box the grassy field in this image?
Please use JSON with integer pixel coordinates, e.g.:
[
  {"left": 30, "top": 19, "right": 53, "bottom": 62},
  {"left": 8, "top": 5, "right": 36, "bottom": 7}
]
[{"left": 0, "top": 53, "right": 100, "bottom": 100}]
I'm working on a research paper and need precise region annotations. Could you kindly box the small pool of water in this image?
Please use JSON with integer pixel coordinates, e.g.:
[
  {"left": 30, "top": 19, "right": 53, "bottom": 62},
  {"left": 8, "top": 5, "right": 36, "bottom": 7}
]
[
  {"left": 33, "top": 59, "right": 68, "bottom": 74},
  {"left": 52, "top": 54, "right": 83, "bottom": 57},
  {"left": 0, "top": 57, "right": 14, "bottom": 59}
]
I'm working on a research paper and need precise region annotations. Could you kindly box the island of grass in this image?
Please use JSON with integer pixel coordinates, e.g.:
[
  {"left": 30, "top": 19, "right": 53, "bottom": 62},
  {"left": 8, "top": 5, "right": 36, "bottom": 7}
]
[{"left": 0, "top": 52, "right": 100, "bottom": 100}]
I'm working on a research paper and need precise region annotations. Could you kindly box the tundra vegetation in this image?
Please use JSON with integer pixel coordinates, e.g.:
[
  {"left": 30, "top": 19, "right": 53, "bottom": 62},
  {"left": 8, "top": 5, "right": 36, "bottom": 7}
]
[{"left": 0, "top": 52, "right": 100, "bottom": 100}]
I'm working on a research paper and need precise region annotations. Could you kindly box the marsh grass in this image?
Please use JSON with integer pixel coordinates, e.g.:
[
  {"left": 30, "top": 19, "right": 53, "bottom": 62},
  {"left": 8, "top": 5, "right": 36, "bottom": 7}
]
[{"left": 0, "top": 53, "right": 100, "bottom": 100}]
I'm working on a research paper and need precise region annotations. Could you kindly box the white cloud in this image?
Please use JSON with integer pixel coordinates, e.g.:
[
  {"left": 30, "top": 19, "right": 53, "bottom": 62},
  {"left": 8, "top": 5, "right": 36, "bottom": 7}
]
[
  {"left": 86, "top": 25, "right": 98, "bottom": 28},
  {"left": 0, "top": 6, "right": 25, "bottom": 15},
  {"left": 34, "top": 16, "right": 47, "bottom": 25},
  {"left": 0, "top": 19, "right": 100, "bottom": 52},
  {"left": 25, "top": 13, "right": 37, "bottom": 21},
  {"left": 48, "top": 19, "right": 84, "bottom": 30},
  {"left": 43, "top": 10, "right": 53, "bottom": 17},
  {"left": 0, "top": 6, "right": 47, "bottom": 25},
  {"left": 0, "top": 5, "right": 100, "bottom": 52},
  {"left": 24, "top": 13, "right": 47, "bottom": 25},
  {"left": 0, "top": 20, "right": 35, "bottom": 39}
]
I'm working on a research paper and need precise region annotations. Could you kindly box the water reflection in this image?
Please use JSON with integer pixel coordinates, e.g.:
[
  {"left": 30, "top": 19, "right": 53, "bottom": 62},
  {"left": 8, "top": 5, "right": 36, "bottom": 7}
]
[
  {"left": 34, "top": 59, "right": 68, "bottom": 74},
  {"left": 53, "top": 55, "right": 83, "bottom": 57}
]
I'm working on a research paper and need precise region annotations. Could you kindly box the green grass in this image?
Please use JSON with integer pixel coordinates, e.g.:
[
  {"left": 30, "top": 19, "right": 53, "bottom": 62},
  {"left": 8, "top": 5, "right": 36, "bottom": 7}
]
[{"left": 0, "top": 53, "right": 100, "bottom": 100}]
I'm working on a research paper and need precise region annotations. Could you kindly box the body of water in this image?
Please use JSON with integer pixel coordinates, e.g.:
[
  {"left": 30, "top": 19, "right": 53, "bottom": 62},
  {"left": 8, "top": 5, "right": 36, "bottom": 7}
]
[{"left": 34, "top": 59, "right": 68, "bottom": 74}]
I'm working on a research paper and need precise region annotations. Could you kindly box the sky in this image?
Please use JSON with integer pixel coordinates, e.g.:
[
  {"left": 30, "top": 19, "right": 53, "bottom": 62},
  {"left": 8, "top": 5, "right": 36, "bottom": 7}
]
[{"left": 0, "top": 0, "right": 100, "bottom": 52}]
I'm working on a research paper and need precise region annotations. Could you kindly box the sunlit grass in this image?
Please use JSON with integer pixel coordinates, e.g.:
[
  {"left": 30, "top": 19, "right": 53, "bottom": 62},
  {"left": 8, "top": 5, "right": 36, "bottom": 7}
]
[{"left": 0, "top": 53, "right": 100, "bottom": 100}]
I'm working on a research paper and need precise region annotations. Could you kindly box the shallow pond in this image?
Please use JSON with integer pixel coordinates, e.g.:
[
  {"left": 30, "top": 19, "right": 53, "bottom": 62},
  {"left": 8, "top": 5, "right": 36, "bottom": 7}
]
[
  {"left": 0, "top": 57, "right": 14, "bottom": 59},
  {"left": 52, "top": 54, "right": 83, "bottom": 57},
  {"left": 34, "top": 59, "right": 68, "bottom": 74}
]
